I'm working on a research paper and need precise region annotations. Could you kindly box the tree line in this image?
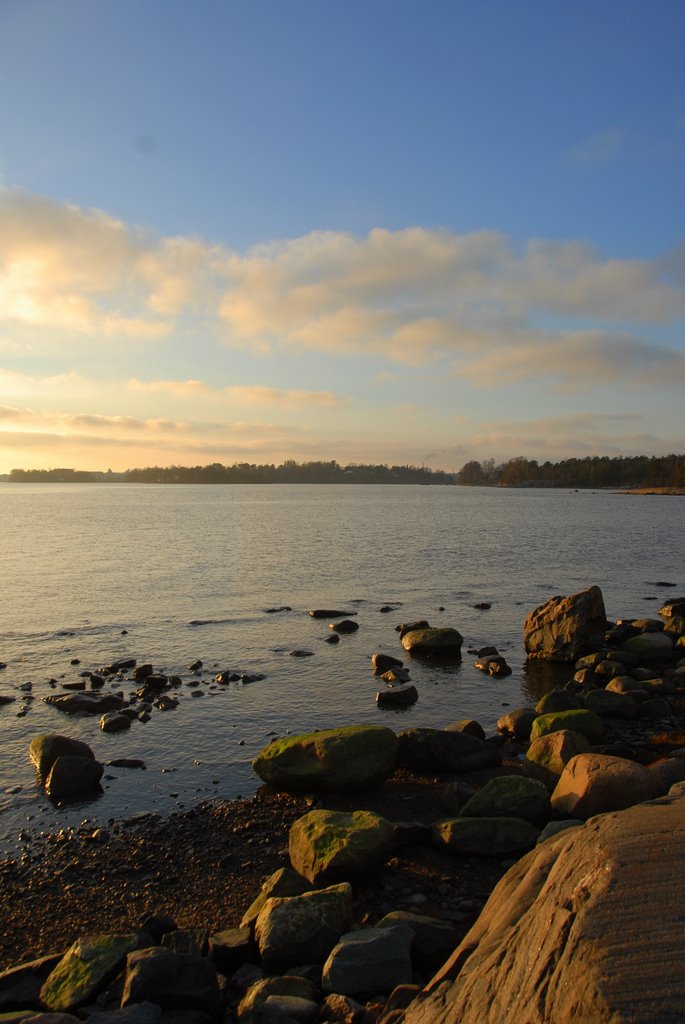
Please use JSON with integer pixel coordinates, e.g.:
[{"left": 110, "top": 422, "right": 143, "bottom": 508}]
[
  {"left": 8, "top": 461, "right": 454, "bottom": 485},
  {"left": 457, "top": 453, "right": 685, "bottom": 488}
]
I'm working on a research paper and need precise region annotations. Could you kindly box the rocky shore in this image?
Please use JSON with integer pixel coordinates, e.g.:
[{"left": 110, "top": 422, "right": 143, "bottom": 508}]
[{"left": 1, "top": 586, "right": 684, "bottom": 1023}]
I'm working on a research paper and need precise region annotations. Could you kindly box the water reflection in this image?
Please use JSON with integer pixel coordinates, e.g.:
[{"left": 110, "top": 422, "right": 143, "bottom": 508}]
[{"left": 521, "top": 660, "right": 574, "bottom": 704}]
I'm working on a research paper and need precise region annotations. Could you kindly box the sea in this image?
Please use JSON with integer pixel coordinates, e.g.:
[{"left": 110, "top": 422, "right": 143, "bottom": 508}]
[{"left": 0, "top": 483, "right": 680, "bottom": 854}]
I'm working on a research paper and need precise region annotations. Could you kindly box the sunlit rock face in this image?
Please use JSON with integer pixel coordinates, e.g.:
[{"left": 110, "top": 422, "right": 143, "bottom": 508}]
[{"left": 524, "top": 585, "right": 607, "bottom": 662}]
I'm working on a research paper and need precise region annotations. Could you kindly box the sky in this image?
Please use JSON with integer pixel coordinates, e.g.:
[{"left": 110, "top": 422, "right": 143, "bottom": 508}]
[{"left": 0, "top": 0, "right": 683, "bottom": 474}]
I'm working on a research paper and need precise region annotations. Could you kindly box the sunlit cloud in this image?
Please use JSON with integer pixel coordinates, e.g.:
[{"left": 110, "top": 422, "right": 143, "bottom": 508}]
[{"left": 127, "top": 377, "right": 350, "bottom": 408}]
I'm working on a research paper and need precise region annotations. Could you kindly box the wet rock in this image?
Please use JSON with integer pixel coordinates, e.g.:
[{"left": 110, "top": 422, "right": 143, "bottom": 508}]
[
  {"left": 329, "top": 619, "right": 359, "bottom": 634},
  {"left": 253, "top": 725, "right": 398, "bottom": 793},
  {"left": 254, "top": 882, "right": 353, "bottom": 972},
  {"left": 396, "top": 621, "right": 430, "bottom": 639},
  {"left": 401, "top": 627, "right": 463, "bottom": 656},
  {"left": 45, "top": 756, "right": 104, "bottom": 798},
  {"left": 289, "top": 809, "right": 395, "bottom": 885},
  {"left": 43, "top": 693, "right": 127, "bottom": 715},
  {"left": 100, "top": 712, "right": 132, "bottom": 733},
  {"left": 264, "top": 607, "right": 292, "bottom": 614},
  {"left": 29, "top": 734, "right": 96, "bottom": 778},
  {"left": 0, "top": 695, "right": 16, "bottom": 706},
  {"left": 372, "top": 653, "right": 404, "bottom": 675},
  {"left": 322, "top": 925, "right": 414, "bottom": 997},
  {"left": 324, "top": 634, "right": 340, "bottom": 644},
  {"left": 376, "top": 685, "right": 418, "bottom": 708},
  {"left": 524, "top": 585, "right": 607, "bottom": 662},
  {"left": 309, "top": 609, "right": 356, "bottom": 619},
  {"left": 133, "top": 665, "right": 154, "bottom": 681},
  {"left": 473, "top": 654, "right": 512, "bottom": 677},
  {"left": 289, "top": 650, "right": 314, "bottom": 658}
]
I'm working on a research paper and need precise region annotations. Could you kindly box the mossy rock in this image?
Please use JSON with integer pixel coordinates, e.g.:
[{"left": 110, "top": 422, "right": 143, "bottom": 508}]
[
  {"left": 252, "top": 724, "right": 398, "bottom": 793},
  {"left": 432, "top": 817, "right": 540, "bottom": 856},
  {"left": 459, "top": 776, "right": 551, "bottom": 826},
  {"left": 530, "top": 709, "right": 604, "bottom": 745},
  {"left": 40, "top": 934, "right": 141, "bottom": 1012},
  {"left": 254, "top": 883, "right": 353, "bottom": 971},
  {"left": 400, "top": 627, "right": 463, "bottom": 656},
  {"left": 289, "top": 809, "right": 395, "bottom": 885},
  {"left": 523, "top": 729, "right": 592, "bottom": 791}
]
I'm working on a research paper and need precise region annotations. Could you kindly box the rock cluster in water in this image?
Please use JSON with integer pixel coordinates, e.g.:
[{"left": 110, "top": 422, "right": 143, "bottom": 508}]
[{"left": 3, "top": 586, "right": 685, "bottom": 1022}]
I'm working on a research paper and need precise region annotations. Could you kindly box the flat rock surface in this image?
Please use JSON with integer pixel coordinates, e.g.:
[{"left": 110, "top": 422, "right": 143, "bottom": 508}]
[{"left": 405, "top": 789, "right": 685, "bottom": 1024}]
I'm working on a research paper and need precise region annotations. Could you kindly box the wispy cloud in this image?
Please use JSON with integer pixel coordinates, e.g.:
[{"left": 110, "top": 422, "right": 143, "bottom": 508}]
[
  {"left": 128, "top": 378, "right": 350, "bottom": 408},
  {"left": 570, "top": 127, "right": 624, "bottom": 165}
]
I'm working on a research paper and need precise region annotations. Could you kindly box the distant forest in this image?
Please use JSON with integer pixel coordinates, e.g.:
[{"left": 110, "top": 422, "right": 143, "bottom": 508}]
[{"left": 6, "top": 453, "right": 684, "bottom": 487}]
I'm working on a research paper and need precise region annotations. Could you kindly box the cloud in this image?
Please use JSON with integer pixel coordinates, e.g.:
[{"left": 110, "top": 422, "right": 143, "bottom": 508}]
[
  {"left": 127, "top": 377, "right": 350, "bottom": 408},
  {"left": 459, "top": 329, "right": 685, "bottom": 390},
  {"left": 1, "top": 188, "right": 684, "bottom": 394},
  {"left": 570, "top": 127, "right": 624, "bottom": 165}
]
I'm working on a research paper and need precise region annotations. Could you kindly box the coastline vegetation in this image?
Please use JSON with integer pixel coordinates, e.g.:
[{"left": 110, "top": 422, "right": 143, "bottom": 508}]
[{"left": 5, "top": 452, "right": 684, "bottom": 488}]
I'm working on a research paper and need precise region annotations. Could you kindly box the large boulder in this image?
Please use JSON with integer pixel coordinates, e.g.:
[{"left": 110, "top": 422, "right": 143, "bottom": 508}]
[
  {"left": 404, "top": 790, "right": 685, "bottom": 1024},
  {"left": 550, "top": 753, "right": 660, "bottom": 819},
  {"left": 252, "top": 725, "right": 398, "bottom": 793},
  {"left": 523, "top": 730, "right": 592, "bottom": 791},
  {"left": 621, "top": 631, "right": 674, "bottom": 661},
  {"left": 322, "top": 926, "right": 414, "bottom": 997},
  {"left": 397, "top": 729, "right": 501, "bottom": 774},
  {"left": 401, "top": 627, "right": 463, "bottom": 657},
  {"left": 289, "top": 809, "right": 395, "bottom": 885},
  {"left": 40, "top": 935, "right": 141, "bottom": 1012},
  {"left": 29, "top": 735, "right": 96, "bottom": 778},
  {"left": 254, "top": 882, "right": 353, "bottom": 971},
  {"left": 524, "top": 586, "right": 607, "bottom": 662},
  {"left": 432, "top": 817, "right": 540, "bottom": 856},
  {"left": 458, "top": 777, "right": 550, "bottom": 826}
]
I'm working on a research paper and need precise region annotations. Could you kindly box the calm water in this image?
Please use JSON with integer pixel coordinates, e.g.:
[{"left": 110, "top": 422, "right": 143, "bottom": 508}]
[{"left": 0, "top": 483, "right": 680, "bottom": 853}]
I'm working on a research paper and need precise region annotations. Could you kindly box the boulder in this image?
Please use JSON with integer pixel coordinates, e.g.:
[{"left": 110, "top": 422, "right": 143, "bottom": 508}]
[
  {"left": 534, "top": 690, "right": 583, "bottom": 715},
  {"left": 445, "top": 720, "right": 485, "bottom": 741},
  {"left": 309, "top": 609, "right": 356, "bottom": 618},
  {"left": 239, "top": 867, "right": 311, "bottom": 931},
  {"left": 404, "top": 791, "right": 685, "bottom": 1024},
  {"left": 523, "top": 730, "right": 592, "bottom": 791},
  {"left": 329, "top": 619, "right": 359, "bottom": 634},
  {"left": 582, "top": 689, "right": 638, "bottom": 720},
  {"left": 621, "top": 631, "right": 674, "bottom": 660},
  {"left": 252, "top": 724, "right": 398, "bottom": 793},
  {"left": 121, "top": 948, "right": 220, "bottom": 1019},
  {"left": 550, "top": 753, "right": 660, "bottom": 819},
  {"left": 254, "top": 882, "right": 353, "bottom": 971},
  {"left": 401, "top": 628, "right": 463, "bottom": 657},
  {"left": 40, "top": 935, "right": 141, "bottom": 1012},
  {"left": 458, "top": 777, "right": 550, "bottom": 826},
  {"left": 45, "top": 756, "right": 104, "bottom": 798},
  {"left": 322, "top": 926, "right": 414, "bottom": 997},
  {"left": 432, "top": 817, "right": 540, "bottom": 856},
  {"left": 377, "top": 912, "right": 460, "bottom": 974},
  {"left": 372, "top": 653, "right": 404, "bottom": 675},
  {"left": 529, "top": 709, "right": 604, "bottom": 745},
  {"left": 207, "top": 927, "right": 256, "bottom": 974},
  {"left": 28, "top": 735, "right": 96, "bottom": 778},
  {"left": 524, "top": 585, "right": 607, "bottom": 662},
  {"left": 99, "top": 712, "right": 132, "bottom": 733},
  {"left": 0, "top": 954, "right": 63, "bottom": 1012},
  {"left": 376, "top": 685, "right": 419, "bottom": 708},
  {"left": 397, "top": 729, "right": 501, "bottom": 774},
  {"left": 237, "top": 976, "right": 320, "bottom": 1024},
  {"left": 289, "top": 809, "right": 395, "bottom": 885},
  {"left": 496, "top": 708, "right": 537, "bottom": 741}
]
